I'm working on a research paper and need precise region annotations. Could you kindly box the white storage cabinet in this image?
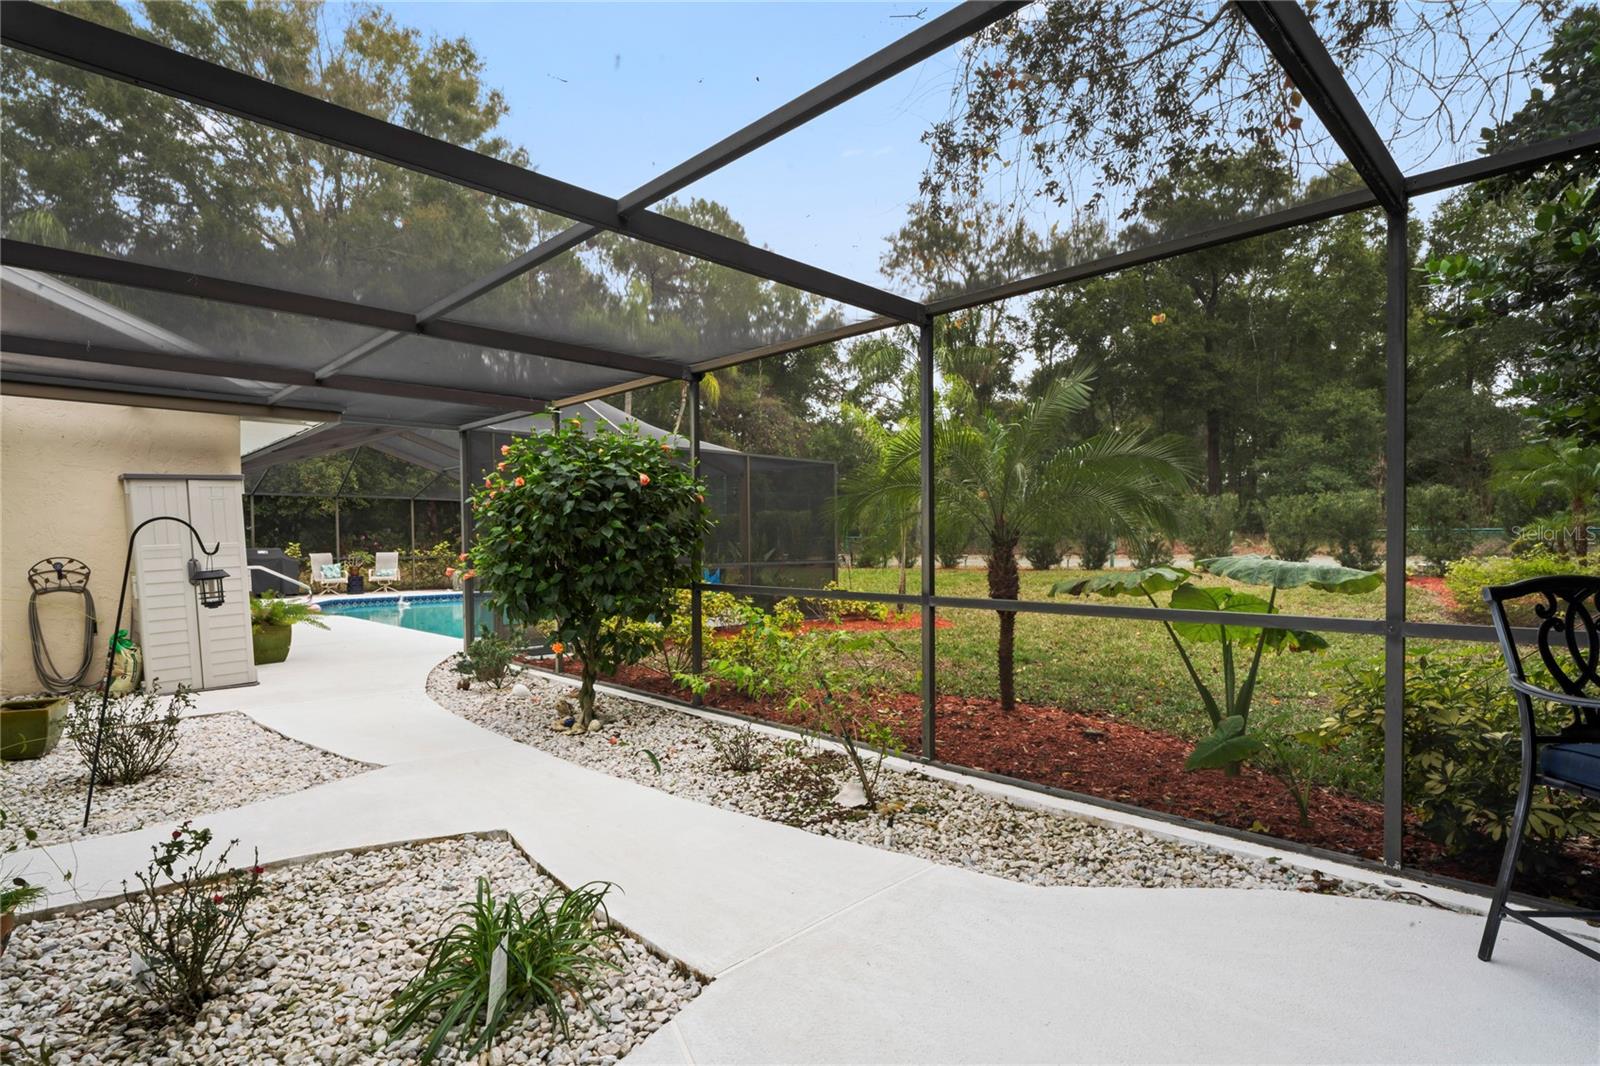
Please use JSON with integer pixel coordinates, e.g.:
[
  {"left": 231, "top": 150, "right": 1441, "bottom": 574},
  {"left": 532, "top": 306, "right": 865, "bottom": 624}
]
[{"left": 121, "top": 474, "right": 256, "bottom": 692}]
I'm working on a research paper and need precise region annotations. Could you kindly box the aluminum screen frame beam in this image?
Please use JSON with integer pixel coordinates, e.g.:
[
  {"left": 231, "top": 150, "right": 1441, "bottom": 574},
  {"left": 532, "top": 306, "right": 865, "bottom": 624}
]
[
  {"left": 0, "top": 1, "right": 919, "bottom": 323},
  {"left": 926, "top": 187, "right": 1380, "bottom": 318},
  {"left": 1406, "top": 126, "right": 1600, "bottom": 195},
  {"left": 270, "top": 225, "right": 604, "bottom": 405},
  {"left": 316, "top": 2, "right": 1017, "bottom": 412},
  {"left": 1233, "top": 0, "right": 1405, "bottom": 213},
  {"left": 0, "top": 333, "right": 551, "bottom": 414},
  {"left": 0, "top": 240, "right": 688, "bottom": 383},
  {"left": 625, "top": 1, "right": 1025, "bottom": 213},
  {"left": 1382, "top": 205, "right": 1408, "bottom": 868},
  {"left": 546, "top": 187, "right": 1382, "bottom": 412}
]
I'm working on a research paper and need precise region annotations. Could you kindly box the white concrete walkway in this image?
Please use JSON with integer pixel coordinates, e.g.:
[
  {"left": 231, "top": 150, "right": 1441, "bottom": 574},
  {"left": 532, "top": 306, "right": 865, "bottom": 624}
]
[{"left": 15, "top": 618, "right": 1599, "bottom": 1064}]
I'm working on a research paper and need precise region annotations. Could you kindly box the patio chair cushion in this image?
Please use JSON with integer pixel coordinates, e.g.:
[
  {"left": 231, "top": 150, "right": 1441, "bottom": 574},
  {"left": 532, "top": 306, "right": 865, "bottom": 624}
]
[
  {"left": 318, "top": 564, "right": 345, "bottom": 579},
  {"left": 1540, "top": 743, "right": 1600, "bottom": 790},
  {"left": 372, "top": 567, "right": 400, "bottom": 578}
]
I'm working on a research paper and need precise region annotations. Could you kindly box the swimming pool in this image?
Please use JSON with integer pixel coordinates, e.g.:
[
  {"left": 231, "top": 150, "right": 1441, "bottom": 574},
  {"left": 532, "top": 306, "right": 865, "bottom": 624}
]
[{"left": 317, "top": 593, "right": 484, "bottom": 638}]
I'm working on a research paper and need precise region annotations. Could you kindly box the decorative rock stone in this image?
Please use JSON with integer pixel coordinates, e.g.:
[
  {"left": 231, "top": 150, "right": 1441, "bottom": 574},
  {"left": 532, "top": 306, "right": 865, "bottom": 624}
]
[
  {"left": 833, "top": 780, "right": 868, "bottom": 809},
  {"left": 511, "top": 682, "right": 532, "bottom": 699},
  {"left": 1, "top": 714, "right": 368, "bottom": 852},
  {"left": 0, "top": 836, "right": 699, "bottom": 1063},
  {"left": 427, "top": 660, "right": 1434, "bottom": 905}
]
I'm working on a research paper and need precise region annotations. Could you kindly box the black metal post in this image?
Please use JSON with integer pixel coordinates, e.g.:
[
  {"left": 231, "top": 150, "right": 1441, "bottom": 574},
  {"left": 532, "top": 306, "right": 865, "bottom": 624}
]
[
  {"left": 459, "top": 430, "right": 475, "bottom": 651},
  {"left": 688, "top": 375, "right": 704, "bottom": 695},
  {"left": 742, "top": 455, "right": 753, "bottom": 587},
  {"left": 84, "top": 515, "right": 221, "bottom": 828},
  {"left": 1382, "top": 205, "right": 1409, "bottom": 867},
  {"left": 918, "top": 319, "right": 937, "bottom": 760}
]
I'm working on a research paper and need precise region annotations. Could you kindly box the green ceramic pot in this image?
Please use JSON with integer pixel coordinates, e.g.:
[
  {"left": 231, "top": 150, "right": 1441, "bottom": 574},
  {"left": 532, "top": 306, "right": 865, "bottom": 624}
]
[
  {"left": 0, "top": 696, "right": 68, "bottom": 761},
  {"left": 253, "top": 623, "right": 293, "bottom": 665}
]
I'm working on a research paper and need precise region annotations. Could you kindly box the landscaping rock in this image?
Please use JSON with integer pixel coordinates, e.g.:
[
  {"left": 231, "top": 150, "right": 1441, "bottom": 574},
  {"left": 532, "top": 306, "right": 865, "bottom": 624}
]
[
  {"left": 428, "top": 662, "right": 1427, "bottom": 904},
  {"left": 0, "top": 835, "right": 699, "bottom": 1064},
  {"left": 1, "top": 713, "right": 369, "bottom": 850},
  {"left": 833, "top": 780, "right": 869, "bottom": 808}
]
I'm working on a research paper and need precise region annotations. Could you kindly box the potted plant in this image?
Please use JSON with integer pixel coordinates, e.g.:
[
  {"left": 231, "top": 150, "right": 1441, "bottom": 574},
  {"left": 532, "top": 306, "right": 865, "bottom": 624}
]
[
  {"left": 0, "top": 694, "right": 69, "bottom": 760},
  {"left": 344, "top": 549, "right": 373, "bottom": 595},
  {"left": 250, "top": 593, "right": 329, "bottom": 665}
]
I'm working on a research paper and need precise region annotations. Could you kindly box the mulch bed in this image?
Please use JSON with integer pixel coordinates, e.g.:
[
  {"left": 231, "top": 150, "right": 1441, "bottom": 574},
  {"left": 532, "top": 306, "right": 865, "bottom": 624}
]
[
  {"left": 527, "top": 658, "right": 1598, "bottom": 904},
  {"left": 1407, "top": 574, "right": 1463, "bottom": 615}
]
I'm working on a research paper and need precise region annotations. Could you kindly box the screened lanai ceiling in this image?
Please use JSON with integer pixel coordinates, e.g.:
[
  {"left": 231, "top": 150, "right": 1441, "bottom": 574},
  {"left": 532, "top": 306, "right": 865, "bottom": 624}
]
[
  {"left": 1, "top": 1, "right": 1594, "bottom": 431},
  {"left": 241, "top": 398, "right": 740, "bottom": 499}
]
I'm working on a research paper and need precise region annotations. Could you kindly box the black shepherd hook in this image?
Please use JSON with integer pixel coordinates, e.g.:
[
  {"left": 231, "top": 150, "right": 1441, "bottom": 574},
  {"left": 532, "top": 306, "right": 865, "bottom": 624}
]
[{"left": 83, "top": 516, "right": 222, "bottom": 829}]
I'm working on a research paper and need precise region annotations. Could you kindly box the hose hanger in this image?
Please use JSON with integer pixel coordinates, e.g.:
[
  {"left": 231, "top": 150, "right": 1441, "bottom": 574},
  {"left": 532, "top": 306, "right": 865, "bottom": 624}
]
[{"left": 27, "top": 557, "right": 97, "bottom": 692}]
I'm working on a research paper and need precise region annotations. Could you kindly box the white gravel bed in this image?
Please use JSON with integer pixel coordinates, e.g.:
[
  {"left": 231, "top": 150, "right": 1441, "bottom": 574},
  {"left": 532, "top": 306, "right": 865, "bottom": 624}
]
[
  {"left": 1, "top": 834, "right": 700, "bottom": 1065},
  {"left": 1, "top": 713, "right": 368, "bottom": 850},
  {"left": 431, "top": 664, "right": 1416, "bottom": 901}
]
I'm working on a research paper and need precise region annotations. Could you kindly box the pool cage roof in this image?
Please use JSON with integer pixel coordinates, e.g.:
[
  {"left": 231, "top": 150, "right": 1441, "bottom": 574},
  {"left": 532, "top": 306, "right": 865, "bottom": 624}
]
[
  {"left": 241, "top": 399, "right": 739, "bottom": 500},
  {"left": 2, "top": 0, "right": 1593, "bottom": 432}
]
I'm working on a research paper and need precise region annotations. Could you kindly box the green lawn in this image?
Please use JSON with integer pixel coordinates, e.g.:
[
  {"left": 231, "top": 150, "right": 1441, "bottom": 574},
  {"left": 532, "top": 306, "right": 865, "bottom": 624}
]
[{"left": 831, "top": 565, "right": 1453, "bottom": 799}]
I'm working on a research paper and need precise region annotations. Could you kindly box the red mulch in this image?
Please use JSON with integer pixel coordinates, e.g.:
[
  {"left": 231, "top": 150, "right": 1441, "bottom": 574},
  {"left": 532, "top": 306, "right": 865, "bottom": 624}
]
[
  {"left": 525, "top": 658, "right": 1597, "bottom": 901},
  {"left": 1407, "top": 574, "right": 1463, "bottom": 615}
]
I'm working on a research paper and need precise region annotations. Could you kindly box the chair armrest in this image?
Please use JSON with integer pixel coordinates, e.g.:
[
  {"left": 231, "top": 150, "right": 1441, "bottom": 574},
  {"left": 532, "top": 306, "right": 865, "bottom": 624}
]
[{"left": 1508, "top": 676, "right": 1600, "bottom": 710}]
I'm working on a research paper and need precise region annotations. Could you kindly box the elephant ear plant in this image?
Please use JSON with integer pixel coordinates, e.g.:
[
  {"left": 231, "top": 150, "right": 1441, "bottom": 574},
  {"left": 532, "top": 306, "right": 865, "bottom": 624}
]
[{"left": 1052, "top": 554, "right": 1380, "bottom": 781}]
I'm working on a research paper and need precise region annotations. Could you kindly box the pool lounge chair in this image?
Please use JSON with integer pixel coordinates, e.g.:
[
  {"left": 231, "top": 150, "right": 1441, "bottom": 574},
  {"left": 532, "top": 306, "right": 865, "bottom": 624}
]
[
  {"left": 308, "top": 552, "right": 347, "bottom": 596},
  {"left": 369, "top": 551, "right": 401, "bottom": 593}
]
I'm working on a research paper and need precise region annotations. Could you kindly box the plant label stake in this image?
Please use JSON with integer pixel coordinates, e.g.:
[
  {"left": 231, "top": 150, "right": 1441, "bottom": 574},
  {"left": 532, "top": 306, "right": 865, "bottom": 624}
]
[{"left": 486, "top": 933, "right": 508, "bottom": 1030}]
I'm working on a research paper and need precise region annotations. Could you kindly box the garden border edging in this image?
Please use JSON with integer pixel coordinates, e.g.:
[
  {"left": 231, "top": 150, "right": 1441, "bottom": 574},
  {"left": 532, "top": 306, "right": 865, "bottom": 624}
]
[{"left": 528, "top": 667, "right": 1516, "bottom": 919}]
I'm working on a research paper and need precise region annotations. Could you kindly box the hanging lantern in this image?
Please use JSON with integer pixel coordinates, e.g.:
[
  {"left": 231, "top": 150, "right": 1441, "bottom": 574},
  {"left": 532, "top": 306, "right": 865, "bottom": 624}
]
[{"left": 187, "top": 557, "right": 229, "bottom": 609}]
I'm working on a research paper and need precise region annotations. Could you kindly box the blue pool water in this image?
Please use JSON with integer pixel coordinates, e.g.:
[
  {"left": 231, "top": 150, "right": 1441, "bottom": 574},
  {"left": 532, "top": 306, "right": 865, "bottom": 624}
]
[{"left": 317, "top": 593, "right": 475, "bottom": 638}]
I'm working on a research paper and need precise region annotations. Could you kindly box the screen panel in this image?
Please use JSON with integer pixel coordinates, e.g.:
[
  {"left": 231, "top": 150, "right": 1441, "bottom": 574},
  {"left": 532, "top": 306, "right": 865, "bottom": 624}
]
[
  {"left": 933, "top": 606, "right": 1387, "bottom": 862},
  {"left": 681, "top": 2, "right": 1366, "bottom": 303},
  {"left": 1, "top": 47, "right": 574, "bottom": 313},
  {"left": 54, "top": 1, "right": 948, "bottom": 198}
]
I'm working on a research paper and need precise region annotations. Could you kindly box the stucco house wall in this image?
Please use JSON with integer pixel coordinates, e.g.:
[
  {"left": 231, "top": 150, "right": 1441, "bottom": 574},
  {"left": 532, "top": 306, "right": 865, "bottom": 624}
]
[{"left": 1, "top": 396, "right": 241, "bottom": 697}]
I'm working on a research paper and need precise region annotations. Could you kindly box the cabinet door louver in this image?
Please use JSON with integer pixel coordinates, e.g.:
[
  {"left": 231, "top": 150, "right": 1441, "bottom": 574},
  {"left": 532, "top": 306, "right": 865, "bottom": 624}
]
[{"left": 130, "top": 541, "right": 202, "bottom": 692}]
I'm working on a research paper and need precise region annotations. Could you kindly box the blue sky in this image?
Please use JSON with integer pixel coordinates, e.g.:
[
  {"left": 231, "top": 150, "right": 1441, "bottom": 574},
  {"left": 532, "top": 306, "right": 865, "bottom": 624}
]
[{"left": 385, "top": 1, "right": 960, "bottom": 286}]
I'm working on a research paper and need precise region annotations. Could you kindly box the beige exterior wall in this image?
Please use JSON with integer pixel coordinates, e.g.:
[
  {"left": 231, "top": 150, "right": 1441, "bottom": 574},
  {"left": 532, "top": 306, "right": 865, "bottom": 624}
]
[{"left": 1, "top": 396, "right": 241, "bottom": 697}]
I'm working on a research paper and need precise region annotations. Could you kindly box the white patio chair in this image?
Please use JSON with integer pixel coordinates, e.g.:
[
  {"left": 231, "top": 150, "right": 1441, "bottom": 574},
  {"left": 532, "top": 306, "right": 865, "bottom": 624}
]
[
  {"left": 308, "top": 552, "right": 347, "bottom": 596},
  {"left": 369, "top": 551, "right": 401, "bottom": 593}
]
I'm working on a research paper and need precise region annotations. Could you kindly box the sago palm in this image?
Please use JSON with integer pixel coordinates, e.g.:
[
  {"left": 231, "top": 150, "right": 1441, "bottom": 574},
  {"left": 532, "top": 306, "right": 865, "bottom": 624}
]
[
  {"left": 841, "top": 365, "right": 1193, "bottom": 711},
  {"left": 837, "top": 406, "right": 922, "bottom": 600},
  {"left": 1492, "top": 436, "right": 1600, "bottom": 557}
]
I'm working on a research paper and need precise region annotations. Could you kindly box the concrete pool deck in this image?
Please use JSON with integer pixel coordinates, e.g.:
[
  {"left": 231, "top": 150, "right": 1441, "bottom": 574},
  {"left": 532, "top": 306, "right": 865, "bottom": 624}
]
[{"left": 13, "top": 617, "right": 1599, "bottom": 1063}]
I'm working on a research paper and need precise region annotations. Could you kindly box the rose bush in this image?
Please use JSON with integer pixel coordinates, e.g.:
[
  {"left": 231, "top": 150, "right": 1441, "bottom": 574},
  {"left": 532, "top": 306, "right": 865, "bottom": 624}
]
[{"left": 469, "top": 421, "right": 712, "bottom": 728}]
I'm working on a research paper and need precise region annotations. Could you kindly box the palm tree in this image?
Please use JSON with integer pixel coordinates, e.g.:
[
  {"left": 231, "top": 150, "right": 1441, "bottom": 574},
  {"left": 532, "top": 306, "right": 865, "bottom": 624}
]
[
  {"left": 667, "top": 371, "right": 721, "bottom": 438},
  {"left": 841, "top": 364, "right": 1194, "bottom": 711},
  {"left": 1492, "top": 437, "right": 1600, "bottom": 557},
  {"left": 838, "top": 408, "right": 921, "bottom": 601}
]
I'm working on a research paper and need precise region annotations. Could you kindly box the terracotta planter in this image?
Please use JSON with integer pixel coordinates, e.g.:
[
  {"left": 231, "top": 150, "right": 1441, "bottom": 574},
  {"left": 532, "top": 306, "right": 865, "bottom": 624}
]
[
  {"left": 252, "top": 623, "right": 293, "bottom": 665},
  {"left": 0, "top": 695, "right": 68, "bottom": 761}
]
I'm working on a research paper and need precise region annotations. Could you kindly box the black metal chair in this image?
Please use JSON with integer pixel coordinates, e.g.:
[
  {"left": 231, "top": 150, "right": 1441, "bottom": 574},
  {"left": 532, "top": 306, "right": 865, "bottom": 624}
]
[{"left": 1478, "top": 574, "right": 1600, "bottom": 962}]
